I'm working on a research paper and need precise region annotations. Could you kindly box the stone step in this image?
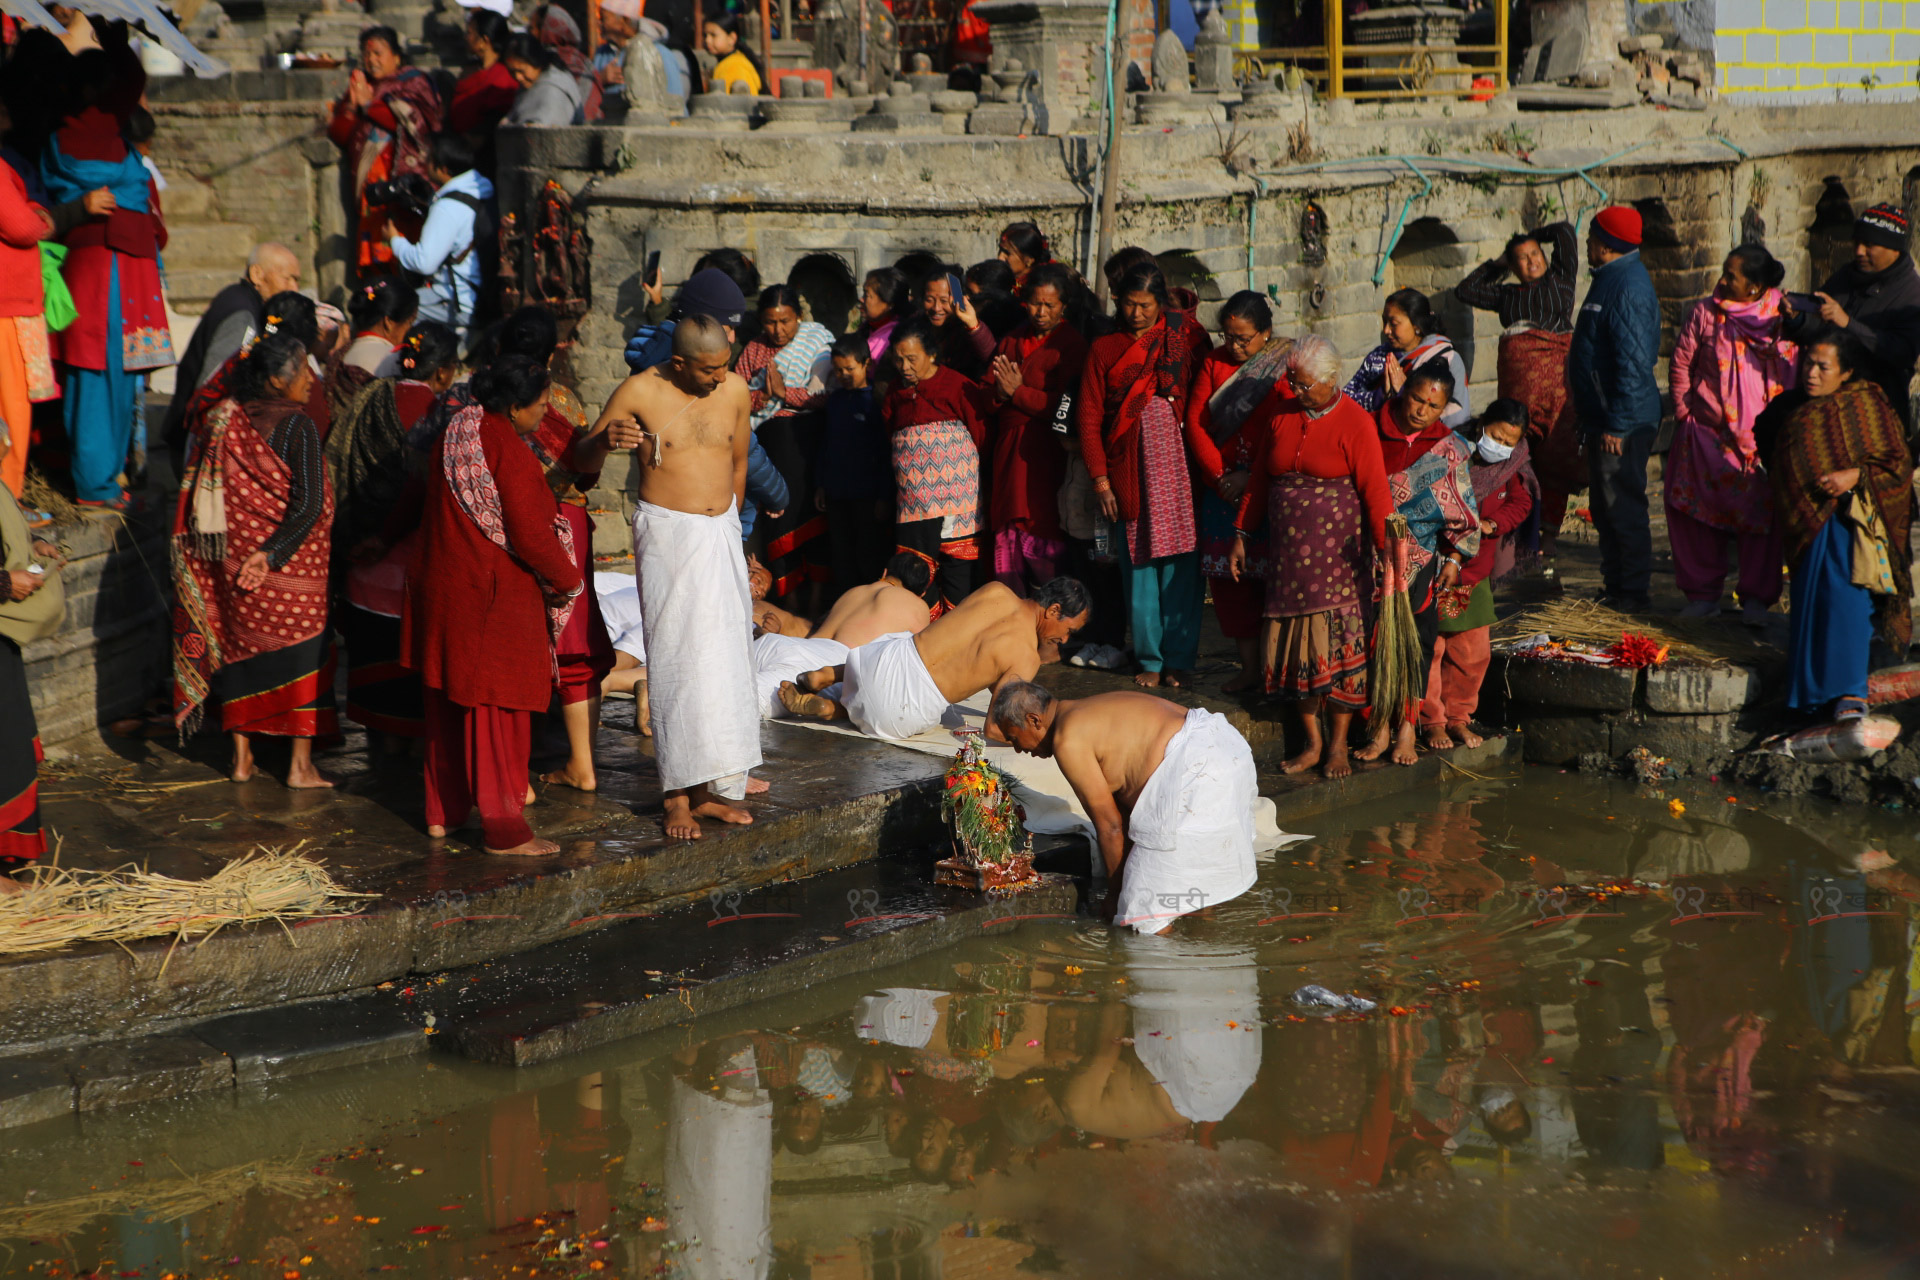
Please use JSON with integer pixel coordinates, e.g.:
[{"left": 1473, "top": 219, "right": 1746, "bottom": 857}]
[
  {"left": 163, "top": 266, "right": 246, "bottom": 313},
  {"left": 163, "top": 222, "right": 258, "bottom": 275},
  {"left": 156, "top": 174, "right": 218, "bottom": 220}
]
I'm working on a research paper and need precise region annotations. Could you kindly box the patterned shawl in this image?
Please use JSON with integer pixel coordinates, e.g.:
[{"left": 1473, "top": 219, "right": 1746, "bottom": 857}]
[
  {"left": 1344, "top": 334, "right": 1456, "bottom": 415},
  {"left": 1773, "top": 378, "right": 1914, "bottom": 652},
  {"left": 740, "top": 321, "right": 835, "bottom": 425},
  {"left": 1205, "top": 335, "right": 1294, "bottom": 444},
  {"left": 324, "top": 376, "right": 411, "bottom": 553},
  {"left": 442, "top": 402, "right": 583, "bottom": 670},
  {"left": 343, "top": 68, "right": 443, "bottom": 195},
  {"left": 1096, "top": 310, "right": 1207, "bottom": 520}
]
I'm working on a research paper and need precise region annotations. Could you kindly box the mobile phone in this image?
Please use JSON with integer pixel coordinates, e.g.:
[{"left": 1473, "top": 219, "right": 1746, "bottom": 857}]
[
  {"left": 1785, "top": 291, "right": 1822, "bottom": 313},
  {"left": 27, "top": 565, "right": 43, "bottom": 575},
  {"left": 644, "top": 250, "right": 661, "bottom": 285}
]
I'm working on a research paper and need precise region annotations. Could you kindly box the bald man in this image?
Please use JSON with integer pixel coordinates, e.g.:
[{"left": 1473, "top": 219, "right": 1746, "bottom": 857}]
[
  {"left": 162, "top": 242, "right": 301, "bottom": 463},
  {"left": 598, "top": 316, "right": 764, "bottom": 840}
]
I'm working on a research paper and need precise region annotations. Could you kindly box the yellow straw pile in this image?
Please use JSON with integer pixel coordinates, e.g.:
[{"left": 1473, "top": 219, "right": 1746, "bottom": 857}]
[
  {"left": 0, "top": 1158, "right": 337, "bottom": 1241},
  {"left": 0, "top": 844, "right": 375, "bottom": 959},
  {"left": 1493, "top": 598, "right": 1778, "bottom": 666}
]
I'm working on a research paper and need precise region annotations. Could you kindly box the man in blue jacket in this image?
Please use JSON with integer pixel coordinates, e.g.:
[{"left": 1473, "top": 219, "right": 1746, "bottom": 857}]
[{"left": 1567, "top": 205, "right": 1663, "bottom": 611}]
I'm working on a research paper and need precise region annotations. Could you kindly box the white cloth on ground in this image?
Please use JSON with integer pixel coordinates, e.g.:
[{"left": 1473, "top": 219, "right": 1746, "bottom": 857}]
[
  {"left": 595, "top": 570, "right": 646, "bottom": 662},
  {"left": 853, "top": 987, "right": 945, "bottom": 1049},
  {"left": 1114, "top": 708, "right": 1259, "bottom": 934},
  {"left": 666, "top": 1065, "right": 772, "bottom": 1280},
  {"left": 632, "top": 499, "right": 762, "bottom": 798},
  {"left": 752, "top": 631, "right": 849, "bottom": 719},
  {"left": 840, "top": 630, "right": 953, "bottom": 741},
  {"left": 1124, "top": 935, "right": 1262, "bottom": 1122}
]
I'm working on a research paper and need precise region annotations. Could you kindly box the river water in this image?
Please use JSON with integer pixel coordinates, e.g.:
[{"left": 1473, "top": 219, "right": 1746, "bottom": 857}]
[{"left": 6, "top": 768, "right": 1920, "bottom": 1278}]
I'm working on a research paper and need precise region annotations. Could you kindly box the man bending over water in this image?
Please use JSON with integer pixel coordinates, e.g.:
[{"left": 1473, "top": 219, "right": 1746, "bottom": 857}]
[
  {"left": 600, "top": 316, "right": 763, "bottom": 839},
  {"left": 988, "top": 683, "right": 1258, "bottom": 932},
  {"left": 779, "top": 577, "right": 1089, "bottom": 739}
]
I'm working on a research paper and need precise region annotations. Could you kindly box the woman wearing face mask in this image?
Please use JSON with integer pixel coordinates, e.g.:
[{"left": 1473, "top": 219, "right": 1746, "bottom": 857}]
[
  {"left": 1344, "top": 288, "right": 1470, "bottom": 429},
  {"left": 1422, "top": 400, "right": 1536, "bottom": 750},
  {"left": 1358, "top": 365, "right": 1480, "bottom": 767},
  {"left": 1666, "top": 243, "right": 1796, "bottom": 625}
]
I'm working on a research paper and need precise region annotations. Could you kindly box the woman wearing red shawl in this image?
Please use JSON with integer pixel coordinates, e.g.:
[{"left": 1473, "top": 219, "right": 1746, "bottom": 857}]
[
  {"left": 1358, "top": 365, "right": 1480, "bottom": 770},
  {"left": 450, "top": 10, "right": 517, "bottom": 175},
  {"left": 45, "top": 51, "right": 175, "bottom": 509},
  {"left": 1666, "top": 245, "right": 1796, "bottom": 624},
  {"left": 172, "top": 332, "right": 336, "bottom": 788},
  {"left": 1184, "top": 290, "right": 1290, "bottom": 692},
  {"left": 1230, "top": 336, "right": 1390, "bottom": 780},
  {"left": 404, "top": 356, "right": 581, "bottom": 856},
  {"left": 1076, "top": 262, "right": 1209, "bottom": 687},
  {"left": 884, "top": 317, "right": 988, "bottom": 613},
  {"left": 1770, "top": 330, "right": 1913, "bottom": 722},
  {"left": 327, "top": 26, "right": 443, "bottom": 278},
  {"left": 984, "top": 263, "right": 1085, "bottom": 596}
]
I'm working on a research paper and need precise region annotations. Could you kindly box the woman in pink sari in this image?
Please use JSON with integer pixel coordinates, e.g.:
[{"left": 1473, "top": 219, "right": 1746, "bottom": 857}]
[{"left": 1665, "top": 244, "right": 1796, "bottom": 625}]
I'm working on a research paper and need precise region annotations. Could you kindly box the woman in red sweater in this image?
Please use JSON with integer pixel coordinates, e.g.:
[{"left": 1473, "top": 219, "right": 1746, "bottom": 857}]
[
  {"left": 984, "top": 263, "right": 1086, "bottom": 595},
  {"left": 0, "top": 155, "right": 54, "bottom": 500},
  {"left": 1423, "top": 399, "right": 1536, "bottom": 748},
  {"left": 403, "top": 356, "right": 581, "bottom": 856},
  {"left": 1076, "top": 262, "right": 1209, "bottom": 686},
  {"left": 1184, "top": 290, "right": 1292, "bottom": 692},
  {"left": 1229, "top": 335, "right": 1391, "bottom": 780}
]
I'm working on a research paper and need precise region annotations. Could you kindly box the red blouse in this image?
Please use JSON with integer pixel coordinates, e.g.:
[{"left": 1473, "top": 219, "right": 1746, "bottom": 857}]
[
  {"left": 988, "top": 321, "right": 1087, "bottom": 537},
  {"left": 1234, "top": 391, "right": 1392, "bottom": 548}
]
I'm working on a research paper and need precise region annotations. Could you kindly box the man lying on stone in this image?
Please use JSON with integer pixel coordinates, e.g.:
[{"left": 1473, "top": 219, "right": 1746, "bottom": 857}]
[
  {"left": 754, "top": 553, "right": 934, "bottom": 719},
  {"left": 987, "top": 682, "right": 1258, "bottom": 934},
  {"left": 778, "top": 577, "right": 1090, "bottom": 739}
]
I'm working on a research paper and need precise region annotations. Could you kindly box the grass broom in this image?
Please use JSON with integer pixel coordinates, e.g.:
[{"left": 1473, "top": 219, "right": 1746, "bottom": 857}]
[{"left": 1370, "top": 513, "right": 1426, "bottom": 729}]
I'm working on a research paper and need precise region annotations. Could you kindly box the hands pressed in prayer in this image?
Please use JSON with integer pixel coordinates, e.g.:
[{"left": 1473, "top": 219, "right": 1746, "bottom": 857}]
[
  {"left": 1818, "top": 467, "right": 1861, "bottom": 496},
  {"left": 235, "top": 551, "right": 271, "bottom": 593},
  {"left": 989, "top": 354, "right": 1022, "bottom": 399},
  {"left": 348, "top": 69, "right": 374, "bottom": 108},
  {"left": 1382, "top": 358, "right": 1407, "bottom": 396}
]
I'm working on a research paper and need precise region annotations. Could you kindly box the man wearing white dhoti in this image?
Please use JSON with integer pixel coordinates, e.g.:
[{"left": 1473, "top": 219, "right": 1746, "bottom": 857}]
[
  {"left": 599, "top": 316, "right": 763, "bottom": 839},
  {"left": 988, "top": 682, "right": 1258, "bottom": 933}
]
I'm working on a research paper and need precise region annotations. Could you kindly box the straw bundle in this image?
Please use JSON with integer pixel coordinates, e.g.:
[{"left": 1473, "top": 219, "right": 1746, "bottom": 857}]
[
  {"left": 1370, "top": 514, "right": 1426, "bottom": 726},
  {"left": 0, "top": 844, "right": 375, "bottom": 960},
  {"left": 1493, "top": 598, "right": 1777, "bottom": 666},
  {"left": 0, "top": 1158, "right": 336, "bottom": 1241},
  {"left": 20, "top": 468, "right": 79, "bottom": 528}
]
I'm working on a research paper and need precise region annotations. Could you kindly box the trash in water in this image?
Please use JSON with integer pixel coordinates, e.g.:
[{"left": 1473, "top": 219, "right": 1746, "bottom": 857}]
[{"left": 1290, "top": 984, "right": 1376, "bottom": 1015}]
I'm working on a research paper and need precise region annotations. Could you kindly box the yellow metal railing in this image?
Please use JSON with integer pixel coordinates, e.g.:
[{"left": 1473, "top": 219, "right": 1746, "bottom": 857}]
[{"left": 1232, "top": 0, "right": 1507, "bottom": 100}]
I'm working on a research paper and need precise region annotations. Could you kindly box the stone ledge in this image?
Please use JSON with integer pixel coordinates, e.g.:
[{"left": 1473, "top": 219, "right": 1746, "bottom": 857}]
[
  {"left": 1502, "top": 657, "right": 1641, "bottom": 712},
  {"left": 1644, "top": 664, "right": 1759, "bottom": 713}
]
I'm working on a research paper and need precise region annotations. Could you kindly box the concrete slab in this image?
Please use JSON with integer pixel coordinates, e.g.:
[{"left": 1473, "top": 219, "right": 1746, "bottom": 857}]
[
  {"left": 193, "top": 997, "right": 428, "bottom": 1084},
  {"left": 69, "top": 1035, "right": 233, "bottom": 1111},
  {"left": 0, "top": 1058, "right": 75, "bottom": 1130}
]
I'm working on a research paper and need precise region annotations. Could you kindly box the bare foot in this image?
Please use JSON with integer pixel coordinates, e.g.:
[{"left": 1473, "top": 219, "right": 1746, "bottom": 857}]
[
  {"left": 1423, "top": 725, "right": 1455, "bottom": 752},
  {"left": 487, "top": 836, "right": 561, "bottom": 856},
  {"left": 1222, "top": 668, "right": 1260, "bottom": 693},
  {"left": 285, "top": 769, "right": 337, "bottom": 790},
  {"left": 1279, "top": 746, "right": 1323, "bottom": 775},
  {"left": 1449, "top": 721, "right": 1484, "bottom": 748},
  {"left": 745, "top": 776, "right": 770, "bottom": 794},
  {"left": 1323, "top": 743, "right": 1353, "bottom": 779},
  {"left": 663, "top": 794, "right": 703, "bottom": 840},
  {"left": 541, "top": 765, "right": 598, "bottom": 792},
  {"left": 1163, "top": 670, "right": 1190, "bottom": 689},
  {"left": 1354, "top": 728, "right": 1391, "bottom": 762},
  {"left": 1134, "top": 670, "right": 1162, "bottom": 688},
  {"left": 797, "top": 665, "right": 836, "bottom": 694},
  {"left": 524, "top": 784, "right": 536, "bottom": 805},
  {"left": 427, "top": 823, "right": 449, "bottom": 838},
  {"left": 229, "top": 765, "right": 254, "bottom": 783},
  {"left": 692, "top": 796, "right": 754, "bottom": 826},
  {"left": 1390, "top": 722, "right": 1419, "bottom": 766},
  {"left": 778, "top": 680, "right": 839, "bottom": 721}
]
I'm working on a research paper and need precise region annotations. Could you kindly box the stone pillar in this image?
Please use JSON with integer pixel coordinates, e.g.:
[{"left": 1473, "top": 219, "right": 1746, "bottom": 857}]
[{"left": 970, "top": 0, "right": 1110, "bottom": 136}]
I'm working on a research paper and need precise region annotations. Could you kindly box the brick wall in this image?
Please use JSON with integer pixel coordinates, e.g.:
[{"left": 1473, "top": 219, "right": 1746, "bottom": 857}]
[{"left": 1714, "top": 0, "right": 1920, "bottom": 100}]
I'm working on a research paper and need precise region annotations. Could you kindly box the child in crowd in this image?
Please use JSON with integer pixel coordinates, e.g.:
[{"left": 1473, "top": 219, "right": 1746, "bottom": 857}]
[
  {"left": 701, "top": 12, "right": 763, "bottom": 94},
  {"left": 815, "top": 336, "right": 893, "bottom": 598},
  {"left": 1422, "top": 398, "right": 1536, "bottom": 749}
]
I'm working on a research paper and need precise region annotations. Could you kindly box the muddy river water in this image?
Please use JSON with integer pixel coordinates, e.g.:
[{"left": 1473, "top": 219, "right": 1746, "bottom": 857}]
[{"left": 6, "top": 768, "right": 1920, "bottom": 1278}]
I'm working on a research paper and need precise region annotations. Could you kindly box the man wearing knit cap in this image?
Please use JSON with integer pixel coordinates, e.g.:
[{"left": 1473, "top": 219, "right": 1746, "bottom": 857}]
[
  {"left": 1783, "top": 201, "right": 1920, "bottom": 427},
  {"left": 1567, "top": 205, "right": 1663, "bottom": 611}
]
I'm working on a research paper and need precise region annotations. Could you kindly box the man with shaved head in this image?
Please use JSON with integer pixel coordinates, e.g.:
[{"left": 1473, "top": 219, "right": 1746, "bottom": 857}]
[
  {"left": 161, "top": 241, "right": 301, "bottom": 466},
  {"left": 597, "top": 314, "right": 765, "bottom": 839}
]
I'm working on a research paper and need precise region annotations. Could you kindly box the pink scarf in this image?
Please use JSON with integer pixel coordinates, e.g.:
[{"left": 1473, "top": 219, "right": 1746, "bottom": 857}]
[
  {"left": 1706, "top": 290, "right": 1796, "bottom": 465},
  {"left": 443, "top": 402, "right": 582, "bottom": 671}
]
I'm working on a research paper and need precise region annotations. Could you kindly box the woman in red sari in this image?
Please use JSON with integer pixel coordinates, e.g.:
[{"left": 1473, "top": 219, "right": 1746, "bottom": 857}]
[
  {"left": 172, "top": 331, "right": 337, "bottom": 787},
  {"left": 885, "top": 317, "right": 988, "bottom": 612},
  {"left": 984, "top": 262, "right": 1085, "bottom": 596},
  {"left": 404, "top": 356, "right": 581, "bottom": 856},
  {"left": 327, "top": 26, "right": 443, "bottom": 279},
  {"left": 1076, "top": 262, "right": 1209, "bottom": 687}
]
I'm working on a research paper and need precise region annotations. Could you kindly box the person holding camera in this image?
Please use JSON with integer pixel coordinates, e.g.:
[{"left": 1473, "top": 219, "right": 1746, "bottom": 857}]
[{"left": 384, "top": 133, "right": 494, "bottom": 339}]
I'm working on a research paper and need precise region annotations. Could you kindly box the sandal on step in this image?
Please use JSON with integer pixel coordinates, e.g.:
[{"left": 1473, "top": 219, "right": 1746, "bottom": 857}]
[{"left": 1835, "top": 696, "right": 1869, "bottom": 722}]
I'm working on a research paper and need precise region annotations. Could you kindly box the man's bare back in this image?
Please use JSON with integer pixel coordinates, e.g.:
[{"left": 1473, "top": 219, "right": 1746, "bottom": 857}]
[
  {"left": 597, "top": 359, "right": 748, "bottom": 515},
  {"left": 812, "top": 578, "right": 930, "bottom": 649},
  {"left": 1048, "top": 692, "right": 1189, "bottom": 816},
  {"left": 913, "top": 583, "right": 1056, "bottom": 702}
]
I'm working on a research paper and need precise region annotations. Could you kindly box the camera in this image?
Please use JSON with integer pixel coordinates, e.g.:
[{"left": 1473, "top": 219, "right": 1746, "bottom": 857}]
[{"left": 365, "top": 173, "right": 436, "bottom": 222}]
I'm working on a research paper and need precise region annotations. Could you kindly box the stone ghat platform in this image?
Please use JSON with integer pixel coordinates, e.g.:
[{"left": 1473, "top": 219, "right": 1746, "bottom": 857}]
[{"left": 0, "top": 670, "right": 1514, "bottom": 1124}]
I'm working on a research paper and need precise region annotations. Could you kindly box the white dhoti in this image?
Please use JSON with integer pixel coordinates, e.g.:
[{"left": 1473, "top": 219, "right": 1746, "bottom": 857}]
[
  {"left": 1124, "top": 936, "right": 1262, "bottom": 1122},
  {"left": 594, "top": 570, "right": 646, "bottom": 663},
  {"left": 840, "top": 630, "right": 951, "bottom": 740},
  {"left": 1115, "top": 708, "right": 1258, "bottom": 934},
  {"left": 666, "top": 1062, "right": 772, "bottom": 1280},
  {"left": 752, "top": 632, "right": 849, "bottom": 719},
  {"left": 632, "top": 500, "right": 762, "bottom": 798}
]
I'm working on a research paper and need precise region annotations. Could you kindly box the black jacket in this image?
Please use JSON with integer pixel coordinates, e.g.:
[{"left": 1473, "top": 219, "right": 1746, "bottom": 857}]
[
  {"left": 1784, "top": 255, "right": 1920, "bottom": 424},
  {"left": 161, "top": 279, "right": 263, "bottom": 451}
]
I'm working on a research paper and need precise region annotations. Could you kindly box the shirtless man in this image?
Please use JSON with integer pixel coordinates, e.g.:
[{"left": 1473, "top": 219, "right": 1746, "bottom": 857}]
[
  {"left": 778, "top": 577, "right": 1089, "bottom": 740},
  {"left": 987, "top": 682, "right": 1258, "bottom": 933},
  {"left": 810, "top": 552, "right": 933, "bottom": 648},
  {"left": 599, "top": 316, "right": 764, "bottom": 839}
]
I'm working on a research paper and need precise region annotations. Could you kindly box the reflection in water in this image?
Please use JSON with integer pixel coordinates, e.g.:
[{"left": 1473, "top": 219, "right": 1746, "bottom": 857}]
[{"left": 10, "top": 773, "right": 1920, "bottom": 1276}]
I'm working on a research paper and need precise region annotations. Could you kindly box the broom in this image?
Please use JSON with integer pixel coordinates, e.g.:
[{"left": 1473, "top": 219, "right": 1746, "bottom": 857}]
[{"left": 1369, "top": 513, "right": 1425, "bottom": 730}]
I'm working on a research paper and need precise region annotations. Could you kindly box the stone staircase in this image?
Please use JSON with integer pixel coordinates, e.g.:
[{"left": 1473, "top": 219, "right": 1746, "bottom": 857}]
[{"left": 155, "top": 164, "right": 254, "bottom": 394}]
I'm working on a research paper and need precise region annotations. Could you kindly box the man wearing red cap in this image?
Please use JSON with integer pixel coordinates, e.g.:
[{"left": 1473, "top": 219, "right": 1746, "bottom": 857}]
[
  {"left": 1568, "top": 205, "right": 1662, "bottom": 611},
  {"left": 1782, "top": 201, "right": 1920, "bottom": 427}
]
